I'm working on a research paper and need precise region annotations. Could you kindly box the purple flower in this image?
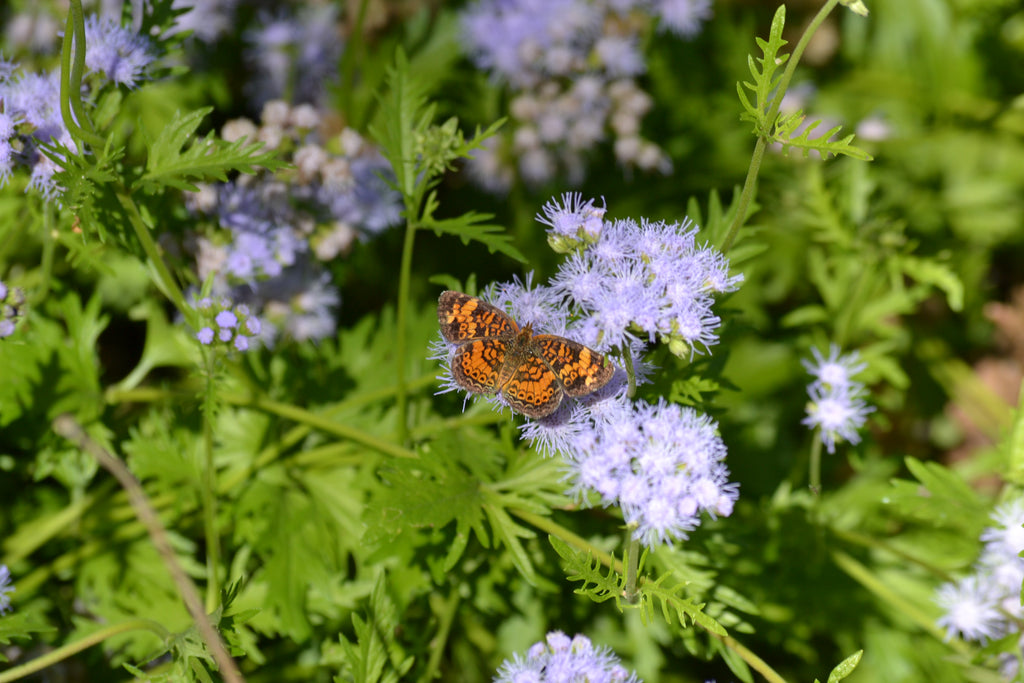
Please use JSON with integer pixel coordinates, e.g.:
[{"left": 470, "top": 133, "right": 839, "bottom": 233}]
[
  {"left": 652, "top": 0, "right": 713, "bottom": 36},
  {"left": 193, "top": 297, "right": 261, "bottom": 352},
  {"left": 0, "top": 565, "right": 13, "bottom": 614},
  {"left": 542, "top": 200, "right": 741, "bottom": 357},
  {"left": 802, "top": 343, "right": 867, "bottom": 393},
  {"left": 244, "top": 5, "right": 343, "bottom": 107},
  {"left": 494, "top": 631, "right": 641, "bottom": 683},
  {"left": 82, "top": 16, "right": 155, "bottom": 88},
  {"left": 936, "top": 576, "right": 1004, "bottom": 643},
  {"left": 801, "top": 345, "right": 873, "bottom": 453},
  {"left": 535, "top": 396, "right": 737, "bottom": 547}
]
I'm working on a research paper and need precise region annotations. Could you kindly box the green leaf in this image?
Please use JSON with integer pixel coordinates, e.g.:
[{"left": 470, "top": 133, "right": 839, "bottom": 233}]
[
  {"left": 335, "top": 573, "right": 414, "bottom": 683},
  {"left": 737, "top": 5, "right": 789, "bottom": 136},
  {"left": 136, "top": 108, "right": 282, "bottom": 193},
  {"left": 773, "top": 114, "right": 874, "bottom": 161},
  {"left": 423, "top": 208, "right": 526, "bottom": 263},
  {"left": 826, "top": 649, "right": 863, "bottom": 682},
  {"left": 894, "top": 255, "right": 964, "bottom": 312}
]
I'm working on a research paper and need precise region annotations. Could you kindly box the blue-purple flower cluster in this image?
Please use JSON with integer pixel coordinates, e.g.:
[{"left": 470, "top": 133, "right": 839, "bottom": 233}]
[
  {"left": 541, "top": 193, "right": 742, "bottom": 357},
  {"left": 800, "top": 344, "right": 873, "bottom": 453},
  {"left": 0, "top": 281, "right": 25, "bottom": 338},
  {"left": 194, "top": 297, "right": 262, "bottom": 352},
  {"left": 436, "top": 196, "right": 741, "bottom": 547},
  {"left": 936, "top": 499, "right": 1024, "bottom": 677},
  {"left": 0, "top": 16, "right": 155, "bottom": 197},
  {"left": 494, "top": 631, "right": 641, "bottom": 683},
  {"left": 188, "top": 101, "right": 402, "bottom": 344},
  {"left": 460, "top": 0, "right": 712, "bottom": 190},
  {"left": 243, "top": 5, "right": 343, "bottom": 108}
]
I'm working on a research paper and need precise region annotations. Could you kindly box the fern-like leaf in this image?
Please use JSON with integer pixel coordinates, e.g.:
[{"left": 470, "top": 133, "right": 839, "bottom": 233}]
[
  {"left": 773, "top": 114, "right": 873, "bottom": 161},
  {"left": 737, "top": 5, "right": 789, "bottom": 136},
  {"left": 135, "top": 108, "right": 282, "bottom": 193}
]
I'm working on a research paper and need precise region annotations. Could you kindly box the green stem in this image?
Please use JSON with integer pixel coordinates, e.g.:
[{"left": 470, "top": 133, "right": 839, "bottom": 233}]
[
  {"left": 809, "top": 429, "right": 822, "bottom": 495},
  {"left": 622, "top": 526, "right": 641, "bottom": 604},
  {"left": 720, "top": 0, "right": 842, "bottom": 255},
  {"left": 510, "top": 507, "right": 621, "bottom": 573},
  {"left": 394, "top": 220, "right": 418, "bottom": 443},
  {"left": 831, "top": 550, "right": 973, "bottom": 655},
  {"left": 112, "top": 187, "right": 193, "bottom": 325},
  {"left": 422, "top": 587, "right": 460, "bottom": 683},
  {"left": 201, "top": 351, "right": 221, "bottom": 612},
  {"left": 0, "top": 619, "right": 168, "bottom": 683},
  {"left": 59, "top": 1, "right": 104, "bottom": 150},
  {"left": 705, "top": 631, "right": 789, "bottom": 683},
  {"left": 250, "top": 396, "right": 418, "bottom": 460}
]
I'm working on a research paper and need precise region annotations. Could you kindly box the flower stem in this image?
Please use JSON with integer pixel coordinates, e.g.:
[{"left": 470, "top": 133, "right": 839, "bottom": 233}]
[
  {"left": 59, "top": 0, "right": 105, "bottom": 150},
  {"left": 720, "top": 0, "right": 842, "bottom": 255},
  {"left": 622, "top": 526, "right": 641, "bottom": 604},
  {"left": 394, "top": 219, "right": 417, "bottom": 443},
  {"left": 0, "top": 619, "right": 168, "bottom": 683},
  {"left": 52, "top": 415, "right": 246, "bottom": 683}
]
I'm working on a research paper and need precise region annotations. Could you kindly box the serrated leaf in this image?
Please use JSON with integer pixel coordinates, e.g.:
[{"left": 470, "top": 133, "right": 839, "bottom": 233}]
[
  {"left": 774, "top": 117, "right": 874, "bottom": 161},
  {"left": 425, "top": 212, "right": 526, "bottom": 263},
  {"left": 136, "top": 108, "right": 281, "bottom": 193}
]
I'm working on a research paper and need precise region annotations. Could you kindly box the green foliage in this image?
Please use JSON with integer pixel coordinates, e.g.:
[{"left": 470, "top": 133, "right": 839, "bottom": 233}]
[
  {"left": 2, "top": 0, "right": 1024, "bottom": 681},
  {"left": 136, "top": 108, "right": 283, "bottom": 193}
]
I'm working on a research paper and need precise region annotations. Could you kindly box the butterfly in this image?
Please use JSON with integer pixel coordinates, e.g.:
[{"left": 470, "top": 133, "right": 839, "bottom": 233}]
[{"left": 437, "top": 291, "right": 615, "bottom": 418}]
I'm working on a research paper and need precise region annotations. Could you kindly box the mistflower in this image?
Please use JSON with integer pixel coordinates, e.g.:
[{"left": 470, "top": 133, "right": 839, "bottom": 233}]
[
  {"left": 801, "top": 345, "right": 873, "bottom": 453},
  {"left": 935, "top": 497, "right": 1024, "bottom": 674},
  {"left": 0, "top": 281, "right": 26, "bottom": 338},
  {"left": 0, "top": 565, "right": 13, "bottom": 614},
  {"left": 544, "top": 396, "right": 738, "bottom": 547},
  {"left": 493, "top": 631, "right": 641, "bottom": 683},
  {"left": 541, "top": 197, "right": 742, "bottom": 357},
  {"left": 186, "top": 103, "right": 399, "bottom": 344},
  {"left": 82, "top": 16, "right": 155, "bottom": 88},
  {"left": 194, "top": 298, "right": 262, "bottom": 352},
  {"left": 459, "top": 0, "right": 686, "bottom": 190},
  {"left": 243, "top": 5, "right": 342, "bottom": 107}
]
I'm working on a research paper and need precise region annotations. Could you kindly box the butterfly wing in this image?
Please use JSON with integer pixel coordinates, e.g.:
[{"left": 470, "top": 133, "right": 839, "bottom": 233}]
[
  {"left": 533, "top": 335, "right": 615, "bottom": 397},
  {"left": 451, "top": 339, "right": 506, "bottom": 394},
  {"left": 438, "top": 291, "right": 519, "bottom": 343},
  {"left": 501, "top": 353, "right": 564, "bottom": 419}
]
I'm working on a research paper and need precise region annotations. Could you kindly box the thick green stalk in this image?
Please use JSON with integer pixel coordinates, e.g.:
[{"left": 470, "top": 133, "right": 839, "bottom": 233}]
[{"left": 59, "top": 1, "right": 104, "bottom": 149}]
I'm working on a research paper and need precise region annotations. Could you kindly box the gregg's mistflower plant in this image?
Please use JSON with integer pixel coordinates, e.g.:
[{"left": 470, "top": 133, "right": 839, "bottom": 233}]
[
  {"left": 187, "top": 100, "right": 402, "bottom": 344},
  {"left": 0, "top": 564, "right": 14, "bottom": 614},
  {"left": 936, "top": 498, "right": 1024, "bottom": 675},
  {"left": 460, "top": 0, "right": 710, "bottom": 190},
  {"left": 0, "top": 15, "right": 154, "bottom": 197},
  {"left": 194, "top": 297, "right": 262, "bottom": 352},
  {"left": 436, "top": 196, "right": 741, "bottom": 547},
  {"left": 494, "top": 631, "right": 641, "bottom": 683},
  {"left": 800, "top": 344, "right": 873, "bottom": 453}
]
